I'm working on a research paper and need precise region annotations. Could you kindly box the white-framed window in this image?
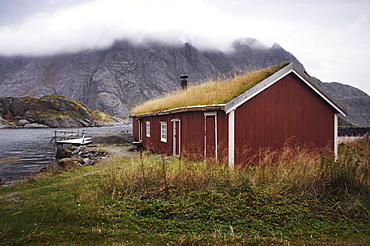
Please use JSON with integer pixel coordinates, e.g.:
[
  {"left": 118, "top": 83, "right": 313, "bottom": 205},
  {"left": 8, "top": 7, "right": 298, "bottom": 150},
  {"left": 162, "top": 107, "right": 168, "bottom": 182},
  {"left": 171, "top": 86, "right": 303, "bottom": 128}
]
[
  {"left": 146, "top": 121, "right": 150, "bottom": 137},
  {"left": 160, "top": 122, "right": 167, "bottom": 142}
]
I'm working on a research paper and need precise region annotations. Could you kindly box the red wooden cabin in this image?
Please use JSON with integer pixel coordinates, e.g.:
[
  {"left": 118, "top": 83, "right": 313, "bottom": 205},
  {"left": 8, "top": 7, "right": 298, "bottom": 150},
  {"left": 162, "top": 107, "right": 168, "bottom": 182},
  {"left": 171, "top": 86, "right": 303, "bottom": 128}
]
[{"left": 130, "top": 63, "right": 347, "bottom": 167}]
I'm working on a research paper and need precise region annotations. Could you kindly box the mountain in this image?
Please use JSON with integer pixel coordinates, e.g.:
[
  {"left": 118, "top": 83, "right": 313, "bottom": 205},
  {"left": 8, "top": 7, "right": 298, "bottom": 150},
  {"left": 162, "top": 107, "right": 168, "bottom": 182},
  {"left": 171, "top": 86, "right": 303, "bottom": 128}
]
[
  {"left": 319, "top": 81, "right": 370, "bottom": 127},
  {"left": 0, "top": 38, "right": 303, "bottom": 116},
  {"left": 0, "top": 38, "right": 369, "bottom": 126}
]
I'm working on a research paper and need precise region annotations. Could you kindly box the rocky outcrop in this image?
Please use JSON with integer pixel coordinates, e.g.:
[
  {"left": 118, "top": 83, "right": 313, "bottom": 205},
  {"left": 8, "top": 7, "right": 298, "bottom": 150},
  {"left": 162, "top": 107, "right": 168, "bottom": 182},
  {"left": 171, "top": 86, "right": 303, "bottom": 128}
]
[
  {"left": 319, "top": 82, "right": 370, "bottom": 127},
  {"left": 0, "top": 116, "right": 7, "bottom": 127},
  {"left": 0, "top": 38, "right": 368, "bottom": 126},
  {"left": 58, "top": 145, "right": 107, "bottom": 166},
  {"left": 0, "top": 38, "right": 303, "bottom": 119},
  {"left": 91, "top": 130, "right": 135, "bottom": 144},
  {"left": 0, "top": 96, "right": 125, "bottom": 128},
  {"left": 338, "top": 127, "right": 370, "bottom": 137},
  {"left": 24, "top": 123, "right": 49, "bottom": 128},
  {"left": 41, "top": 146, "right": 108, "bottom": 172}
]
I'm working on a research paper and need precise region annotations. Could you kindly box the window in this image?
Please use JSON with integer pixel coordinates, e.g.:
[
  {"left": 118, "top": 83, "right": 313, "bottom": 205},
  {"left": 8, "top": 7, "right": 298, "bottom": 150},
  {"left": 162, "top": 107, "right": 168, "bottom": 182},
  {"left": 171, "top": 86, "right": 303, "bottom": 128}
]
[
  {"left": 146, "top": 121, "right": 150, "bottom": 137},
  {"left": 160, "top": 122, "right": 167, "bottom": 142}
]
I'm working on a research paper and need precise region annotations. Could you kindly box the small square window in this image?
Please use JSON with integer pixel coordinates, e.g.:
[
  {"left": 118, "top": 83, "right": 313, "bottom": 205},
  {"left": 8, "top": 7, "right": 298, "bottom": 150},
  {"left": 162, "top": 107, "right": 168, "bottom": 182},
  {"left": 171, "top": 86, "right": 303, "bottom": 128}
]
[
  {"left": 146, "top": 121, "right": 150, "bottom": 137},
  {"left": 160, "top": 122, "right": 167, "bottom": 142}
]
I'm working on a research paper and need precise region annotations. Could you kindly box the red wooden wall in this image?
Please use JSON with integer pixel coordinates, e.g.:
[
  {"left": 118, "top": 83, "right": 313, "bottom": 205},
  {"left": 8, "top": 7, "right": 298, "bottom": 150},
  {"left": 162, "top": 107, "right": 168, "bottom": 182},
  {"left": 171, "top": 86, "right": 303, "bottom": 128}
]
[
  {"left": 233, "top": 73, "right": 336, "bottom": 164},
  {"left": 132, "top": 117, "right": 140, "bottom": 141},
  {"left": 132, "top": 73, "right": 337, "bottom": 166},
  {"left": 132, "top": 110, "right": 228, "bottom": 161}
]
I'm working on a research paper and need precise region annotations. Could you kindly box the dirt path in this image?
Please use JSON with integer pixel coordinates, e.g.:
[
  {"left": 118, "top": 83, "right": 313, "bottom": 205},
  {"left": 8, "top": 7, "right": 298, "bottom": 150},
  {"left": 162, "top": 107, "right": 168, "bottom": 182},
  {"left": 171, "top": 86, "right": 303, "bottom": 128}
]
[{"left": 89, "top": 144, "right": 139, "bottom": 158}]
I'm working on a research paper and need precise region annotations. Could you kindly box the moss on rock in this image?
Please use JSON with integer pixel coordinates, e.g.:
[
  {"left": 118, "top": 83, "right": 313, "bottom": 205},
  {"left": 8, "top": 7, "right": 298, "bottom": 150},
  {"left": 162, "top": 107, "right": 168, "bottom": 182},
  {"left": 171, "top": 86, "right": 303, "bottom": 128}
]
[{"left": 0, "top": 95, "right": 120, "bottom": 128}]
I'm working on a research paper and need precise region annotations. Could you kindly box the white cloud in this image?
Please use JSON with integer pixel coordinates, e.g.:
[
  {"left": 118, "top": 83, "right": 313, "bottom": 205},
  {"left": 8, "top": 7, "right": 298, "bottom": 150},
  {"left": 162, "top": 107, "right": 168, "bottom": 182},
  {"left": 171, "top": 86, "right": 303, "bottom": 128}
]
[
  {"left": 0, "top": 0, "right": 369, "bottom": 95},
  {"left": 0, "top": 0, "right": 244, "bottom": 56}
]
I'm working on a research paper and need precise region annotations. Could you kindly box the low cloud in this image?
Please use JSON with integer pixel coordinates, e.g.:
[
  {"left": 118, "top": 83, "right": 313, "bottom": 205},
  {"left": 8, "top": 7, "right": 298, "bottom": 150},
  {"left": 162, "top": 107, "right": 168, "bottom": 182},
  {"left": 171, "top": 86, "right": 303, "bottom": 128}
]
[
  {"left": 0, "top": 0, "right": 369, "bottom": 94},
  {"left": 0, "top": 0, "right": 247, "bottom": 56}
]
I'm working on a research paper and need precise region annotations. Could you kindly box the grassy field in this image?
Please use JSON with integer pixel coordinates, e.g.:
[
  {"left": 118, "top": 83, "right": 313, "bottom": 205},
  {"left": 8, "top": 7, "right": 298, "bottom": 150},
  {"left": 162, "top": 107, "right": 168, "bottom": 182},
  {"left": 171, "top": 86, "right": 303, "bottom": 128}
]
[{"left": 1, "top": 138, "right": 369, "bottom": 245}]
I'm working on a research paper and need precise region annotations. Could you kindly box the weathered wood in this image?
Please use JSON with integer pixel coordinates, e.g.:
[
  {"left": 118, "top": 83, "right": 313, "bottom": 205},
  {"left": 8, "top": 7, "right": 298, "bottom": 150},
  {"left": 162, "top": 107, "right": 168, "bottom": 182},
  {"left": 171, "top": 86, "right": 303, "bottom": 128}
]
[
  {"left": 51, "top": 130, "right": 91, "bottom": 146},
  {"left": 56, "top": 138, "right": 92, "bottom": 145}
]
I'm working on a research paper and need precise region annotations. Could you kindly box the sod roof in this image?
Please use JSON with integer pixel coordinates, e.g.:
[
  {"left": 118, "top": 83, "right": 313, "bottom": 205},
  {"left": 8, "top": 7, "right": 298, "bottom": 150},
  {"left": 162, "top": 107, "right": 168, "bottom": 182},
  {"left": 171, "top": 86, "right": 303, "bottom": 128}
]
[{"left": 131, "top": 63, "right": 289, "bottom": 116}]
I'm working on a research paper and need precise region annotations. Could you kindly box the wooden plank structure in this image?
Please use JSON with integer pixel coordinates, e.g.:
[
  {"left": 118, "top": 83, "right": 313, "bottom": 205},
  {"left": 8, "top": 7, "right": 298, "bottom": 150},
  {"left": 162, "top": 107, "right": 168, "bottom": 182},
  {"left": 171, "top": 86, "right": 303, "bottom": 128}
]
[
  {"left": 130, "top": 63, "right": 348, "bottom": 167},
  {"left": 50, "top": 130, "right": 92, "bottom": 146}
]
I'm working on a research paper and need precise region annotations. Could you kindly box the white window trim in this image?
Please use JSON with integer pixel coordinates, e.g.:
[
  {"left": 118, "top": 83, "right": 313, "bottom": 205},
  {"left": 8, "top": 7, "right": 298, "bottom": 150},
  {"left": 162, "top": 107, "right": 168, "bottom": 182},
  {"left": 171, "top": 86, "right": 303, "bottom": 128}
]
[
  {"left": 172, "top": 119, "right": 181, "bottom": 156},
  {"left": 204, "top": 112, "right": 218, "bottom": 160},
  {"left": 160, "top": 122, "right": 167, "bottom": 142},
  {"left": 146, "top": 121, "right": 150, "bottom": 137}
]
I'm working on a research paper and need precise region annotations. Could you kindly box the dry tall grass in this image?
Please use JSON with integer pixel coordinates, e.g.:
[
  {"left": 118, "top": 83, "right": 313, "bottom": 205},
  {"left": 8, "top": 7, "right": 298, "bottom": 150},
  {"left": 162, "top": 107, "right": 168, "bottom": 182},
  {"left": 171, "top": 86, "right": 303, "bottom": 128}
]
[
  {"left": 103, "top": 136, "right": 370, "bottom": 201},
  {"left": 131, "top": 63, "right": 288, "bottom": 115},
  {"left": 100, "top": 137, "right": 370, "bottom": 220},
  {"left": 103, "top": 152, "right": 230, "bottom": 199},
  {"left": 242, "top": 136, "right": 370, "bottom": 197}
]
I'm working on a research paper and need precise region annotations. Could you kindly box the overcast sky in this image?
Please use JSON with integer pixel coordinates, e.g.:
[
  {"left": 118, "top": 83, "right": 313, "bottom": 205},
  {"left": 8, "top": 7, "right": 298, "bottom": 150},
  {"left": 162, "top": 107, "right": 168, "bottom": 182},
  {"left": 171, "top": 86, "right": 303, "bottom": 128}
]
[{"left": 0, "top": 0, "right": 369, "bottom": 95}]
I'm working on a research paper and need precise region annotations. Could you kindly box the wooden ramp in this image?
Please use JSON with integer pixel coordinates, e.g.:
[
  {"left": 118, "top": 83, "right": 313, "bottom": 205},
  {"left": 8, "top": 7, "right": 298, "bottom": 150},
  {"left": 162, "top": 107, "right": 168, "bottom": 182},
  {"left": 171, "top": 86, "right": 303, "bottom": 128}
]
[
  {"left": 51, "top": 130, "right": 92, "bottom": 146},
  {"left": 56, "top": 137, "right": 92, "bottom": 145}
]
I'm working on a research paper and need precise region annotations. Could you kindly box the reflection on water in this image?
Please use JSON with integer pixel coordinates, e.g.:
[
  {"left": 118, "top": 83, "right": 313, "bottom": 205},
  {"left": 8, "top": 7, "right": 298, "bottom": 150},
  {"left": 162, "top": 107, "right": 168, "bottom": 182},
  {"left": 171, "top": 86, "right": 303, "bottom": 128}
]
[{"left": 0, "top": 126, "right": 130, "bottom": 186}]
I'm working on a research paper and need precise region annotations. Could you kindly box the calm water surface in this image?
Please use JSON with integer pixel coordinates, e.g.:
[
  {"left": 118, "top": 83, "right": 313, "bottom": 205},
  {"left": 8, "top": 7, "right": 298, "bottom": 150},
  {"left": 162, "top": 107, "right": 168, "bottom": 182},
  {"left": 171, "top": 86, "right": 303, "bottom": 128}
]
[{"left": 0, "top": 126, "right": 130, "bottom": 186}]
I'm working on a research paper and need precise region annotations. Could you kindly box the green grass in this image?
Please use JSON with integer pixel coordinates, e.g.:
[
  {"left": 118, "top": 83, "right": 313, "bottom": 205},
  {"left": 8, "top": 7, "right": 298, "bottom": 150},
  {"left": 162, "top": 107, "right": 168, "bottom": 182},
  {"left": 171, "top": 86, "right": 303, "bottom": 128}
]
[
  {"left": 91, "top": 110, "right": 115, "bottom": 122},
  {"left": 1, "top": 139, "right": 369, "bottom": 245},
  {"left": 131, "top": 63, "right": 288, "bottom": 115},
  {"left": 23, "top": 95, "right": 114, "bottom": 123}
]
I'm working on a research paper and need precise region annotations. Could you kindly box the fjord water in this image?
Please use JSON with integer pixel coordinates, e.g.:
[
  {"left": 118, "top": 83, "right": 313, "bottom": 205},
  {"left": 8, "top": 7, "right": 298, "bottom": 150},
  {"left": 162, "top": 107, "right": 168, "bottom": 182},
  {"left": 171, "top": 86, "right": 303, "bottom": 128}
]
[{"left": 0, "top": 126, "right": 130, "bottom": 186}]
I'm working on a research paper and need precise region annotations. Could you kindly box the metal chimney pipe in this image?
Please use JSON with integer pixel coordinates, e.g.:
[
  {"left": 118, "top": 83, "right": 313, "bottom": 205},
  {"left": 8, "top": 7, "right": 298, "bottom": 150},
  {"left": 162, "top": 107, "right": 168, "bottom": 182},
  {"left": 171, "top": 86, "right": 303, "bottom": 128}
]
[{"left": 180, "top": 75, "right": 188, "bottom": 90}]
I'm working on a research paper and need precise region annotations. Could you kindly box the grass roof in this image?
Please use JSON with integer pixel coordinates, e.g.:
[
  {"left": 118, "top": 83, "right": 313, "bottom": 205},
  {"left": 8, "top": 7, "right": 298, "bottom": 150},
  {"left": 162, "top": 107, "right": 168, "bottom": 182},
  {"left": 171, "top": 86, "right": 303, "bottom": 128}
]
[{"left": 131, "top": 63, "right": 289, "bottom": 115}]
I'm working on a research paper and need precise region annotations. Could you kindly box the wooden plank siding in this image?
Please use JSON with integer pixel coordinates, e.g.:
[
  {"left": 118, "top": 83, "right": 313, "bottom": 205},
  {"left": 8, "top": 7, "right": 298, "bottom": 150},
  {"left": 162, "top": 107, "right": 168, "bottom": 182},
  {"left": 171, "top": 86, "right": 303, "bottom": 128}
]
[
  {"left": 134, "top": 110, "right": 228, "bottom": 161},
  {"left": 131, "top": 63, "right": 347, "bottom": 167},
  {"left": 179, "top": 111, "right": 205, "bottom": 159},
  {"left": 132, "top": 117, "right": 140, "bottom": 141},
  {"left": 233, "top": 73, "right": 336, "bottom": 165},
  {"left": 216, "top": 111, "right": 229, "bottom": 163}
]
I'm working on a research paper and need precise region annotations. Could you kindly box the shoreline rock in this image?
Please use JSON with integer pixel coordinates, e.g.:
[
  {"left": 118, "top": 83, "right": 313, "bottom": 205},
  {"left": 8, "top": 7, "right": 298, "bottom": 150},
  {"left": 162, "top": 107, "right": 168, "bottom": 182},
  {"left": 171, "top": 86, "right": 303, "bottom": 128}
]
[
  {"left": 24, "top": 123, "right": 49, "bottom": 128},
  {"left": 91, "top": 130, "right": 135, "bottom": 144},
  {"left": 42, "top": 145, "right": 109, "bottom": 172},
  {"left": 0, "top": 96, "right": 129, "bottom": 128}
]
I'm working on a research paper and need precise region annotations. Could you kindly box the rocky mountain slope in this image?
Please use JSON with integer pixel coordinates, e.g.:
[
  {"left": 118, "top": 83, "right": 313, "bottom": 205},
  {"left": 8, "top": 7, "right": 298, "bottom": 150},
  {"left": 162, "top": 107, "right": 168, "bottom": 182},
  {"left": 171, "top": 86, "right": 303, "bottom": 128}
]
[
  {"left": 0, "top": 96, "right": 124, "bottom": 128},
  {"left": 319, "top": 82, "right": 370, "bottom": 127},
  {"left": 0, "top": 37, "right": 369, "bottom": 126},
  {"left": 0, "top": 38, "right": 302, "bottom": 116}
]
